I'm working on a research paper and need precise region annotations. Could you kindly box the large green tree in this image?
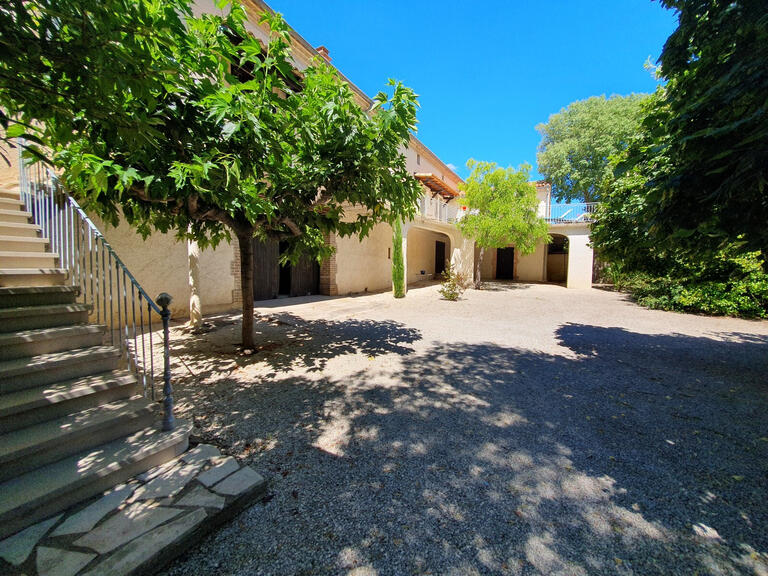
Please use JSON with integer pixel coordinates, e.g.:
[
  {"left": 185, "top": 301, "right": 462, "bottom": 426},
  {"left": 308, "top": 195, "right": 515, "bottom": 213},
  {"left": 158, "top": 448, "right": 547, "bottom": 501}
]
[
  {"left": 641, "top": 0, "right": 768, "bottom": 255},
  {"left": 0, "top": 0, "right": 421, "bottom": 349},
  {"left": 457, "top": 160, "right": 549, "bottom": 288},
  {"left": 536, "top": 94, "right": 648, "bottom": 202}
]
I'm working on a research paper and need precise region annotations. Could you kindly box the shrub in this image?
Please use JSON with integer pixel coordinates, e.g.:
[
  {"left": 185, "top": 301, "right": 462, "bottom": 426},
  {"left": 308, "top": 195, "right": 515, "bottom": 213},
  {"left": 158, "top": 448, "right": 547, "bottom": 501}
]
[
  {"left": 612, "top": 250, "right": 768, "bottom": 318},
  {"left": 439, "top": 262, "right": 469, "bottom": 301}
]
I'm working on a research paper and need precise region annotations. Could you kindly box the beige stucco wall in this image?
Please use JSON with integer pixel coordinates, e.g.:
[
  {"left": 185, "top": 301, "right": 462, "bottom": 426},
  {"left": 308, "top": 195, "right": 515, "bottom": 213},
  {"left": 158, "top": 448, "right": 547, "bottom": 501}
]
[
  {"left": 196, "top": 241, "right": 237, "bottom": 313},
  {"left": 472, "top": 224, "right": 595, "bottom": 289},
  {"left": 516, "top": 244, "right": 546, "bottom": 282},
  {"left": 547, "top": 253, "right": 568, "bottom": 283},
  {"left": 0, "top": 138, "right": 20, "bottom": 185},
  {"left": 563, "top": 224, "right": 593, "bottom": 289},
  {"left": 405, "top": 226, "right": 450, "bottom": 284},
  {"left": 89, "top": 215, "right": 191, "bottom": 319},
  {"left": 475, "top": 246, "right": 495, "bottom": 281},
  {"left": 449, "top": 233, "right": 474, "bottom": 282},
  {"left": 88, "top": 214, "right": 236, "bottom": 319},
  {"left": 334, "top": 223, "right": 394, "bottom": 295}
]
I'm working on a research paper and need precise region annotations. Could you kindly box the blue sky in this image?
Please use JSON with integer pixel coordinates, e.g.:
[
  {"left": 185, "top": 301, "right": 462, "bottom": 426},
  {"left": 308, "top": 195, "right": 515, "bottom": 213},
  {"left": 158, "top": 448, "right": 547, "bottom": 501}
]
[{"left": 266, "top": 0, "right": 678, "bottom": 180}]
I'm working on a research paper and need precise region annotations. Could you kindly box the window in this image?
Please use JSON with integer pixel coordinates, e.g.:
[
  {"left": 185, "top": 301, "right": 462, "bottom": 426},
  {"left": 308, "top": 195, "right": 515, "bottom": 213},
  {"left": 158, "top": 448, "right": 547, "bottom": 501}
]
[{"left": 416, "top": 154, "right": 421, "bottom": 165}]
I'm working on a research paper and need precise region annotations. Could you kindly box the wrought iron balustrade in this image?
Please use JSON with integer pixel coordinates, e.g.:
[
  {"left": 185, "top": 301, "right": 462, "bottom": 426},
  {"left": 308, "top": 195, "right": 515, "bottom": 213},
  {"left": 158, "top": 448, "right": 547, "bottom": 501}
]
[{"left": 17, "top": 143, "right": 175, "bottom": 430}]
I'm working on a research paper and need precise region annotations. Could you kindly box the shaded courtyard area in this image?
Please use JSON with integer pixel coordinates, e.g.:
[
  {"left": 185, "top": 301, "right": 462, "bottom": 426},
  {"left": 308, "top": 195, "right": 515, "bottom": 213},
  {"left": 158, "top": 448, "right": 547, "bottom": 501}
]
[{"left": 162, "top": 283, "right": 768, "bottom": 576}]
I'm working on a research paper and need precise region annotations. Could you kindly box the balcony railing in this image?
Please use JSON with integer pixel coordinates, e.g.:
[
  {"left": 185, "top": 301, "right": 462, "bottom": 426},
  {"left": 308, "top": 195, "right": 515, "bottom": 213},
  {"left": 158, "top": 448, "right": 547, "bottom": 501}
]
[
  {"left": 545, "top": 202, "right": 598, "bottom": 223},
  {"left": 418, "top": 194, "right": 456, "bottom": 224}
]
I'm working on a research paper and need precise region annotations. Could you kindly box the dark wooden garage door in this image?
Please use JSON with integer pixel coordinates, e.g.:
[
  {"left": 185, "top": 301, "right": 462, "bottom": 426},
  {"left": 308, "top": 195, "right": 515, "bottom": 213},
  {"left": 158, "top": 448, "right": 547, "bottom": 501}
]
[{"left": 252, "top": 239, "right": 320, "bottom": 300}]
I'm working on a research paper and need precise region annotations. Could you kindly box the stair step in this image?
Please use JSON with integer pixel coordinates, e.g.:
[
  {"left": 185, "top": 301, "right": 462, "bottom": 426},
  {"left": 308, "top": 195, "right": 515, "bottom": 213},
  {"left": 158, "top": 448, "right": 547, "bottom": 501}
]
[
  {"left": 0, "top": 235, "right": 48, "bottom": 252},
  {"left": 0, "top": 221, "right": 41, "bottom": 238},
  {"left": 0, "top": 197, "right": 24, "bottom": 209},
  {"left": 0, "top": 419, "right": 191, "bottom": 539},
  {"left": 0, "top": 303, "right": 89, "bottom": 332},
  {"left": 0, "top": 250, "right": 59, "bottom": 268},
  {"left": 0, "top": 188, "right": 20, "bottom": 201},
  {"left": 0, "top": 285, "right": 79, "bottom": 308},
  {"left": 0, "top": 267, "right": 68, "bottom": 287},
  {"left": 0, "top": 323, "right": 104, "bottom": 361},
  {"left": 0, "top": 396, "right": 155, "bottom": 482},
  {"left": 0, "top": 370, "right": 138, "bottom": 433},
  {"left": 0, "top": 208, "right": 32, "bottom": 224},
  {"left": 0, "top": 345, "right": 121, "bottom": 392}
]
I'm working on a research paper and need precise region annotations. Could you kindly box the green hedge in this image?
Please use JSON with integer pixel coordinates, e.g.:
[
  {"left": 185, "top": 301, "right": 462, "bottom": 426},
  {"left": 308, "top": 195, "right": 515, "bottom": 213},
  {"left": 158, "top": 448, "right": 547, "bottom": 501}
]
[{"left": 610, "top": 251, "right": 768, "bottom": 318}]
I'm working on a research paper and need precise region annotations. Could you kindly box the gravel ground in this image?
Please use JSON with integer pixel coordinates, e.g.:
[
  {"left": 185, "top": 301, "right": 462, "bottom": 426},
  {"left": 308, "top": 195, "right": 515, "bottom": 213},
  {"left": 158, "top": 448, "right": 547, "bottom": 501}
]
[{"left": 161, "top": 282, "right": 768, "bottom": 576}]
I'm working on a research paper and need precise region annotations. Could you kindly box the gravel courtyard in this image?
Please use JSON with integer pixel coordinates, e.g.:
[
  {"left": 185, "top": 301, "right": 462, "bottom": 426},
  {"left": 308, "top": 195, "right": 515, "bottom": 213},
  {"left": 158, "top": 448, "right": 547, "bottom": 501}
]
[{"left": 162, "top": 283, "right": 768, "bottom": 576}]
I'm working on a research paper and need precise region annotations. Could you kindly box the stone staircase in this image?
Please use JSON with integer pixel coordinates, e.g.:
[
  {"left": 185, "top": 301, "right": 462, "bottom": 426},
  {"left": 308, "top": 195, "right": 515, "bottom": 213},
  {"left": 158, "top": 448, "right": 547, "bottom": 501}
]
[{"left": 0, "top": 177, "right": 191, "bottom": 541}]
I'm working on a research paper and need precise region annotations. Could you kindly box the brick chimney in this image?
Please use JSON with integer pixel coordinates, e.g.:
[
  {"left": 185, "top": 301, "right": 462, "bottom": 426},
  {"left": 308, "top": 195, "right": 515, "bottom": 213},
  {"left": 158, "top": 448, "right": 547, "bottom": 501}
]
[{"left": 316, "top": 45, "right": 332, "bottom": 63}]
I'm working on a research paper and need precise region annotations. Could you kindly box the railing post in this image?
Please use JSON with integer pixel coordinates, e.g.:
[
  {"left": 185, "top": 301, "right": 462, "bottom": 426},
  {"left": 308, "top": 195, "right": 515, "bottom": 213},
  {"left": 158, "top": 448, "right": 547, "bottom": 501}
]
[{"left": 156, "top": 293, "right": 175, "bottom": 431}]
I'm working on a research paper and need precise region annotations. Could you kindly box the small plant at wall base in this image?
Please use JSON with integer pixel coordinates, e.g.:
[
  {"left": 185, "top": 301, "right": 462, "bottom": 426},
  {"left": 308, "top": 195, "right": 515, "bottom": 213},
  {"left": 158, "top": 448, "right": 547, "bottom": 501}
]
[
  {"left": 392, "top": 220, "right": 406, "bottom": 298},
  {"left": 457, "top": 160, "right": 550, "bottom": 289},
  {"left": 438, "top": 262, "right": 468, "bottom": 301}
]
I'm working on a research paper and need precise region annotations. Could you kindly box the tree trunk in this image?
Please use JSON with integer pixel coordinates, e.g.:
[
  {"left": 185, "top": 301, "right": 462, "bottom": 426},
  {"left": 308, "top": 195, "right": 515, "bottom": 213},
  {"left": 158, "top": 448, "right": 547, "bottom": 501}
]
[
  {"left": 187, "top": 238, "right": 202, "bottom": 330},
  {"left": 236, "top": 230, "right": 255, "bottom": 350},
  {"left": 474, "top": 247, "right": 485, "bottom": 289}
]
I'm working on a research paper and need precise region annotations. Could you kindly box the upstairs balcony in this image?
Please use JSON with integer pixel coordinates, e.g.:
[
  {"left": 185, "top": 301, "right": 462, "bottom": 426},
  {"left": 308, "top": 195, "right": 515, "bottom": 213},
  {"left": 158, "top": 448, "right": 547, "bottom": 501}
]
[
  {"left": 414, "top": 172, "right": 460, "bottom": 225},
  {"left": 418, "top": 193, "right": 458, "bottom": 224},
  {"left": 543, "top": 202, "right": 598, "bottom": 223}
]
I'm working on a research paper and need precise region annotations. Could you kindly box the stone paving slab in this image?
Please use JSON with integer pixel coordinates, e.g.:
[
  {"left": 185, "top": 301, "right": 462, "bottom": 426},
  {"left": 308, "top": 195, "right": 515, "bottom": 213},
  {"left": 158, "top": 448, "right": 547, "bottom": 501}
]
[{"left": 0, "top": 444, "right": 267, "bottom": 576}]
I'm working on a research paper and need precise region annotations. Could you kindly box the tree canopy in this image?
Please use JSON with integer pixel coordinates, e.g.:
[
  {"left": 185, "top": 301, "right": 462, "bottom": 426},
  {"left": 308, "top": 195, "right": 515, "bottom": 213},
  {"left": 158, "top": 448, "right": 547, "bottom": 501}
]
[
  {"left": 457, "top": 160, "right": 549, "bottom": 288},
  {"left": 0, "top": 0, "right": 422, "bottom": 348},
  {"left": 590, "top": 0, "right": 768, "bottom": 318},
  {"left": 639, "top": 0, "right": 768, "bottom": 255},
  {"left": 536, "top": 94, "right": 648, "bottom": 203}
]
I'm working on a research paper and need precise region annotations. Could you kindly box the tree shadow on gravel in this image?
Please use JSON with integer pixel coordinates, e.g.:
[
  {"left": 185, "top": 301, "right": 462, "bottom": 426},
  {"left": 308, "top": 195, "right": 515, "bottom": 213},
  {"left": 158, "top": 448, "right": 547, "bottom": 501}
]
[
  {"left": 165, "top": 323, "right": 768, "bottom": 576},
  {"left": 169, "top": 311, "right": 422, "bottom": 375},
  {"left": 477, "top": 281, "right": 534, "bottom": 292}
]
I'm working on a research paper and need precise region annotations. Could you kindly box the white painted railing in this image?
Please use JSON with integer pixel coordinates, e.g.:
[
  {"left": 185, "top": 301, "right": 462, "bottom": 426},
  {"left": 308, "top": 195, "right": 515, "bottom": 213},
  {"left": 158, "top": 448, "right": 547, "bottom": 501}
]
[
  {"left": 545, "top": 203, "right": 598, "bottom": 223},
  {"left": 418, "top": 194, "right": 457, "bottom": 224},
  {"left": 18, "top": 143, "right": 176, "bottom": 430}
]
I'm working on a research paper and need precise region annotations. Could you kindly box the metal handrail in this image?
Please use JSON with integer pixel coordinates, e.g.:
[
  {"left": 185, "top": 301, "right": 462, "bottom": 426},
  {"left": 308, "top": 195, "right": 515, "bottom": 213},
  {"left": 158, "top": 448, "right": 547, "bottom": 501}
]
[{"left": 17, "top": 142, "right": 175, "bottom": 430}]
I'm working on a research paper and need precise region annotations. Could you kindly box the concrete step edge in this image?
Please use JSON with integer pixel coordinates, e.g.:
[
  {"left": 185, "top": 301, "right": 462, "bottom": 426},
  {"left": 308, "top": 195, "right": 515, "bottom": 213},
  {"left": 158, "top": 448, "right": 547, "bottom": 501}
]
[
  {"left": 0, "top": 235, "right": 48, "bottom": 243},
  {"left": 0, "top": 323, "right": 104, "bottom": 346},
  {"left": 0, "top": 419, "right": 192, "bottom": 530},
  {"left": 0, "top": 370, "right": 136, "bottom": 418},
  {"left": 0, "top": 345, "right": 120, "bottom": 380},
  {"left": 0, "top": 251, "right": 59, "bottom": 258},
  {"left": 0, "top": 303, "right": 90, "bottom": 319},
  {"left": 0, "top": 268, "right": 67, "bottom": 275},
  {"left": 0, "top": 285, "right": 78, "bottom": 296},
  {"left": 0, "top": 396, "right": 155, "bottom": 465}
]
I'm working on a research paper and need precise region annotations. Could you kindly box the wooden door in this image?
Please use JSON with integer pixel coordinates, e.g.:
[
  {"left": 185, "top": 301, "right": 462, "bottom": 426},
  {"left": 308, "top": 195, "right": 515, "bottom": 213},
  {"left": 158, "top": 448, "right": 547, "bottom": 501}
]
[
  {"left": 496, "top": 247, "right": 515, "bottom": 279},
  {"left": 252, "top": 239, "right": 279, "bottom": 300},
  {"left": 435, "top": 241, "right": 446, "bottom": 276},
  {"left": 291, "top": 255, "right": 320, "bottom": 296}
]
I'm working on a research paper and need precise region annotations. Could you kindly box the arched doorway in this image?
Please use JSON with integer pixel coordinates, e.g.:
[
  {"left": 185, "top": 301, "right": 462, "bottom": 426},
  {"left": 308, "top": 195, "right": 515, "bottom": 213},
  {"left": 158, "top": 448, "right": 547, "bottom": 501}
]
[
  {"left": 546, "top": 234, "right": 569, "bottom": 284},
  {"left": 406, "top": 226, "right": 452, "bottom": 286}
]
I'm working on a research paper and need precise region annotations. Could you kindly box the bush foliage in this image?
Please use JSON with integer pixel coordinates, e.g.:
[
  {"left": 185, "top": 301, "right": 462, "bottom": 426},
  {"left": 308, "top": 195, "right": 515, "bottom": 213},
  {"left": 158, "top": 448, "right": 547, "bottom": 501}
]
[
  {"left": 438, "top": 262, "right": 469, "bottom": 301},
  {"left": 607, "top": 249, "right": 768, "bottom": 318}
]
